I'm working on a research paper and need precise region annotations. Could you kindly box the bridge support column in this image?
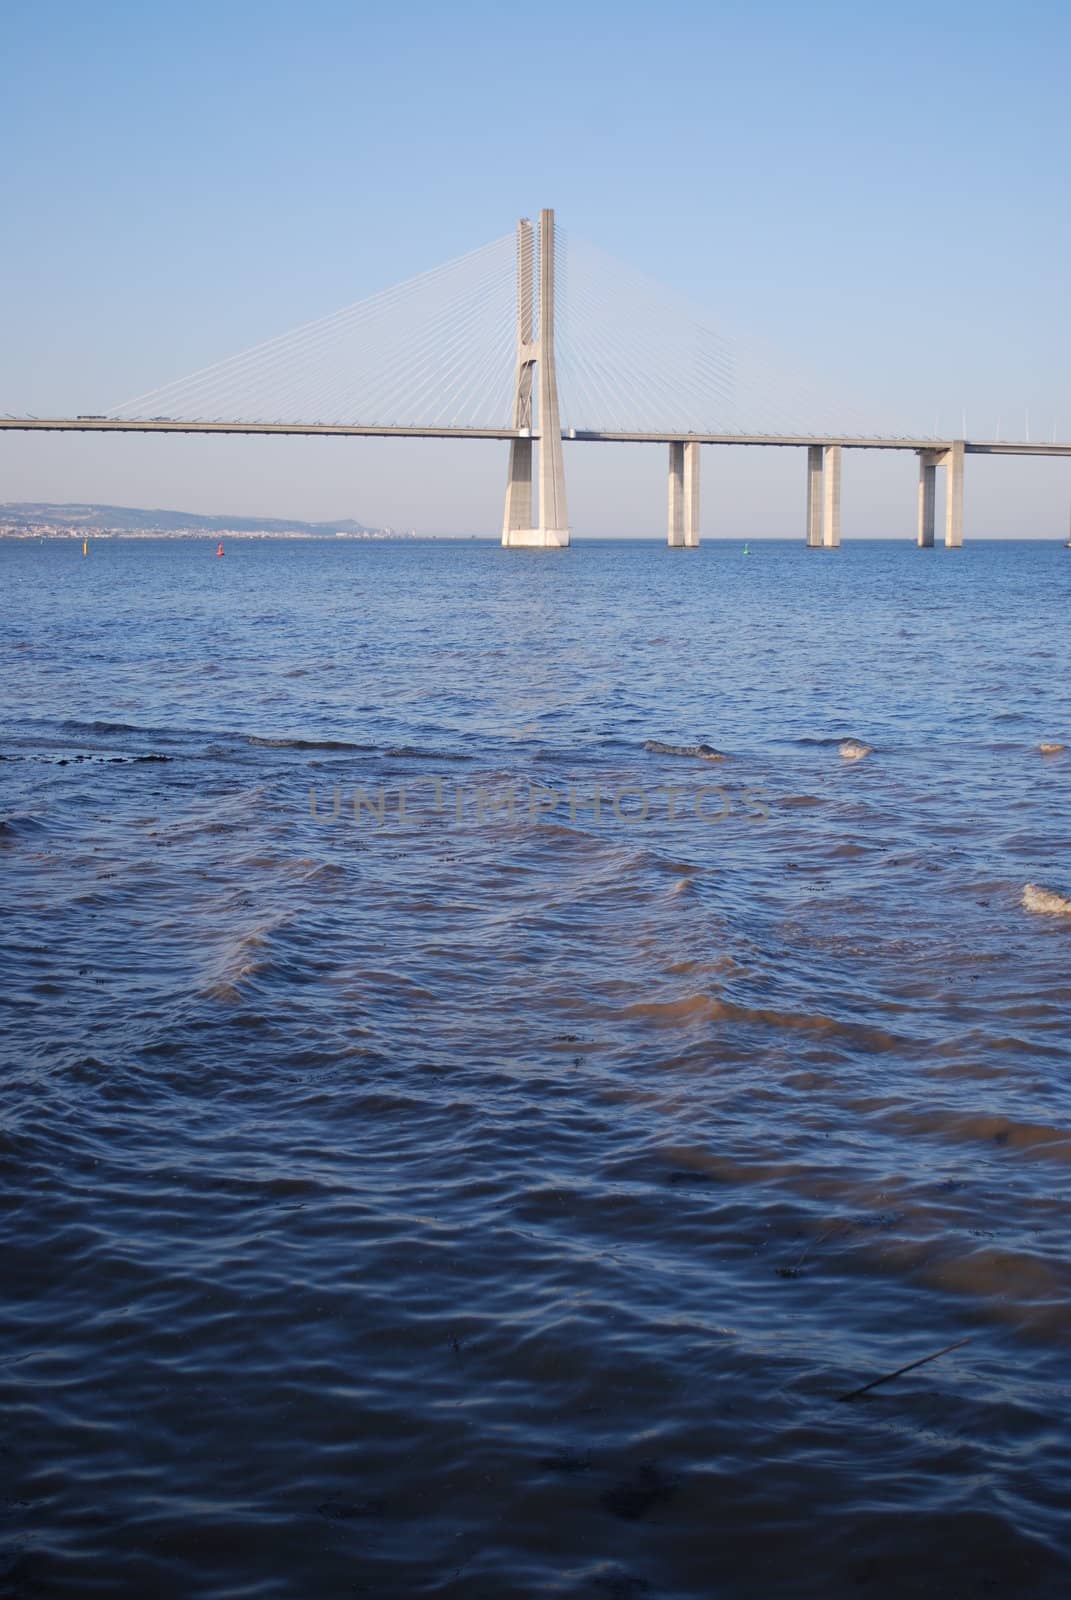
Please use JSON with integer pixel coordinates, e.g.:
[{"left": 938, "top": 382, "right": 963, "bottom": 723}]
[
  {"left": 941, "top": 440, "right": 964, "bottom": 547},
  {"left": 822, "top": 444, "right": 842, "bottom": 548},
  {"left": 668, "top": 441, "right": 700, "bottom": 546},
  {"left": 503, "top": 437, "right": 533, "bottom": 535},
  {"left": 917, "top": 449, "right": 938, "bottom": 547},
  {"left": 668, "top": 441, "right": 684, "bottom": 546},
  {"left": 502, "top": 209, "right": 570, "bottom": 548},
  {"left": 916, "top": 442, "right": 964, "bottom": 548},
  {"left": 806, "top": 445, "right": 823, "bottom": 546},
  {"left": 683, "top": 440, "right": 700, "bottom": 546}
]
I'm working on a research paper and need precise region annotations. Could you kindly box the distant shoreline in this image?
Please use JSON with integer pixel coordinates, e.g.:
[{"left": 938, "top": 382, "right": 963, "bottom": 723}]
[
  {"left": 0, "top": 501, "right": 412, "bottom": 541},
  {"left": 0, "top": 530, "right": 419, "bottom": 541}
]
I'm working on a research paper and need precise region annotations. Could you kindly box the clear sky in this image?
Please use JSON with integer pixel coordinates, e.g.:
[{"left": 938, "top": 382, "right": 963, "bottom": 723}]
[{"left": 3, "top": 0, "right": 1069, "bottom": 536}]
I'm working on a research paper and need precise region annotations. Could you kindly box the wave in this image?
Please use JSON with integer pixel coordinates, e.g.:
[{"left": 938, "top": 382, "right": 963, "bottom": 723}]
[
  {"left": 59, "top": 717, "right": 183, "bottom": 740},
  {"left": 0, "top": 812, "right": 49, "bottom": 839},
  {"left": 200, "top": 918, "right": 286, "bottom": 1001},
  {"left": 247, "top": 736, "right": 377, "bottom": 752},
  {"left": 385, "top": 745, "right": 474, "bottom": 761}
]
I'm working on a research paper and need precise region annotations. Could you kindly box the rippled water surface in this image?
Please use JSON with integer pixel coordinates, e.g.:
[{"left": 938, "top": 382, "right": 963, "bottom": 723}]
[{"left": 3, "top": 536, "right": 1071, "bottom": 1598}]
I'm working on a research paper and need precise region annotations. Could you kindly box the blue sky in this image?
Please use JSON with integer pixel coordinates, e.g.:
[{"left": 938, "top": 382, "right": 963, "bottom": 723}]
[{"left": 3, "top": 0, "right": 1069, "bottom": 535}]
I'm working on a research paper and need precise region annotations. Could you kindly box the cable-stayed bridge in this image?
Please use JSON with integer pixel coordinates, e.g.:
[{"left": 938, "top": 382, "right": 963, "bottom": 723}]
[{"left": 3, "top": 209, "right": 1069, "bottom": 548}]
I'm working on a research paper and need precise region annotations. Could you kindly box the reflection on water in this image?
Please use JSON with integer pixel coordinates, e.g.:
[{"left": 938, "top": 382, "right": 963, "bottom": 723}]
[{"left": 2, "top": 536, "right": 1070, "bottom": 1598}]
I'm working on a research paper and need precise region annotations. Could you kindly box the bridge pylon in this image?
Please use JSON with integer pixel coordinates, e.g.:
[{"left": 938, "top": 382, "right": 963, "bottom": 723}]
[{"left": 502, "top": 209, "right": 570, "bottom": 548}]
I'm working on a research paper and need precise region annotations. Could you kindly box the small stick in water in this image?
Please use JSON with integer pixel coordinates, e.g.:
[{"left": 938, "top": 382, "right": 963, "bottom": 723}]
[{"left": 837, "top": 1337, "right": 971, "bottom": 1402}]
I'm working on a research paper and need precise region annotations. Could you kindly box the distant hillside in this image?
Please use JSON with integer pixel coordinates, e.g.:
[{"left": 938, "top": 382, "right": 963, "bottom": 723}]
[{"left": 0, "top": 502, "right": 413, "bottom": 538}]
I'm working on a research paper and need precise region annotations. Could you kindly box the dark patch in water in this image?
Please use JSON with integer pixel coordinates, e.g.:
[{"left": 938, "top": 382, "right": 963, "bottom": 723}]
[
  {"left": 600, "top": 1462, "right": 678, "bottom": 1521},
  {"left": 316, "top": 1496, "right": 388, "bottom": 1521},
  {"left": 644, "top": 739, "right": 727, "bottom": 761},
  {"left": 539, "top": 1449, "right": 594, "bottom": 1474},
  {"left": 595, "top": 1571, "right": 652, "bottom": 1598},
  {"left": 385, "top": 745, "right": 475, "bottom": 761}
]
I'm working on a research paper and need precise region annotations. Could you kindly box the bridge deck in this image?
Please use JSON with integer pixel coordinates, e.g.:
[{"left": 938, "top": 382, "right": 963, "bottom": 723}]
[{"left": 2, "top": 418, "right": 1070, "bottom": 456}]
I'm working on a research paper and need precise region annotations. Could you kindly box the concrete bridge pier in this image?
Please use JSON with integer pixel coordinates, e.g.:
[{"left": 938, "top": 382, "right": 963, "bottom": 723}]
[
  {"left": 806, "top": 444, "right": 841, "bottom": 547},
  {"left": 503, "top": 435, "right": 534, "bottom": 535},
  {"left": 917, "top": 449, "right": 939, "bottom": 546},
  {"left": 806, "top": 445, "right": 824, "bottom": 546},
  {"left": 822, "top": 445, "right": 842, "bottom": 547},
  {"left": 943, "top": 440, "right": 965, "bottom": 547},
  {"left": 668, "top": 441, "right": 684, "bottom": 546},
  {"left": 668, "top": 440, "right": 701, "bottom": 546},
  {"left": 683, "top": 440, "right": 700, "bottom": 546},
  {"left": 917, "top": 442, "right": 964, "bottom": 547}
]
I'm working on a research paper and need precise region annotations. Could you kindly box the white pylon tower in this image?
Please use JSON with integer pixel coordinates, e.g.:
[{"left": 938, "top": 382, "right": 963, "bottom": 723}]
[{"left": 501, "top": 209, "right": 570, "bottom": 548}]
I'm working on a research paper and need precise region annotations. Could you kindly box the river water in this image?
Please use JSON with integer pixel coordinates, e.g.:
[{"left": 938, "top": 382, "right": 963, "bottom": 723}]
[{"left": 2, "top": 535, "right": 1070, "bottom": 1598}]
